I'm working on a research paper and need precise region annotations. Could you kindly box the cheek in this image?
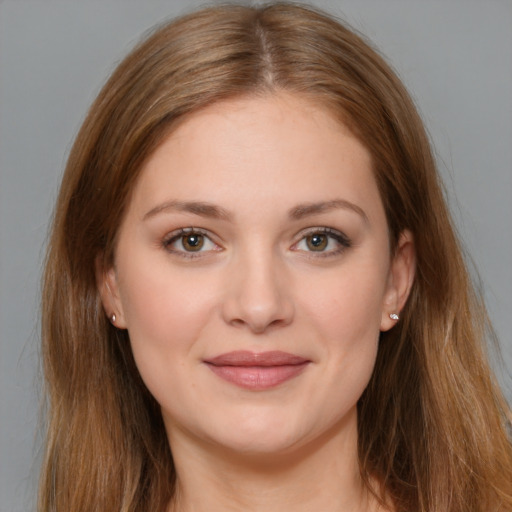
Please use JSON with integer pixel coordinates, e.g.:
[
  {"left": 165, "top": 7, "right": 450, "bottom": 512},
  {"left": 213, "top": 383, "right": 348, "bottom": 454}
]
[
  {"left": 116, "top": 260, "right": 219, "bottom": 382},
  {"left": 300, "top": 261, "right": 388, "bottom": 345},
  {"left": 299, "top": 260, "right": 387, "bottom": 390},
  {"left": 325, "top": 286, "right": 382, "bottom": 388}
]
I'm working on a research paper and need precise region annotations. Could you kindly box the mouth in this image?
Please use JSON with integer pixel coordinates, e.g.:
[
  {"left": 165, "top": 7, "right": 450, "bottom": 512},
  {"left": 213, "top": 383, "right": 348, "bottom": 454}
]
[{"left": 203, "top": 350, "right": 310, "bottom": 390}]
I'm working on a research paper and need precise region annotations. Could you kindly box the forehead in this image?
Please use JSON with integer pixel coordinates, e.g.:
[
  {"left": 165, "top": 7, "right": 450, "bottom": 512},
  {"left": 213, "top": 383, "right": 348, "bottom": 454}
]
[{"left": 127, "top": 92, "right": 381, "bottom": 222}]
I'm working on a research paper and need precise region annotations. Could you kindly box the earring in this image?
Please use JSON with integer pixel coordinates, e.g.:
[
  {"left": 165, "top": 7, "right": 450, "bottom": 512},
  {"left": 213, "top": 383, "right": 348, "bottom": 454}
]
[
  {"left": 389, "top": 313, "right": 399, "bottom": 321},
  {"left": 110, "top": 313, "right": 116, "bottom": 324}
]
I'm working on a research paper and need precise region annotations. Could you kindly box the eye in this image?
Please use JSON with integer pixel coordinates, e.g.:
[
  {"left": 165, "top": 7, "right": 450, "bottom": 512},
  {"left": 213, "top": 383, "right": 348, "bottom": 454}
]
[
  {"left": 179, "top": 233, "right": 206, "bottom": 252},
  {"left": 305, "top": 233, "right": 329, "bottom": 251},
  {"left": 163, "top": 228, "right": 220, "bottom": 256},
  {"left": 292, "top": 228, "right": 351, "bottom": 256}
]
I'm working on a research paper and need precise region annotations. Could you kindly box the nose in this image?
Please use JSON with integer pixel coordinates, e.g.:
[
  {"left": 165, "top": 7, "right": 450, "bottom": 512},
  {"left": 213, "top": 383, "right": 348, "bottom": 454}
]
[{"left": 221, "top": 249, "right": 294, "bottom": 334}]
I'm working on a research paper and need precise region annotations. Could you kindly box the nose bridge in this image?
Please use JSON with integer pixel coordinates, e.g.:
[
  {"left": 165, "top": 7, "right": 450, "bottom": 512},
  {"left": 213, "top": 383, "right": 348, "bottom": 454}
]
[{"left": 222, "top": 241, "right": 294, "bottom": 333}]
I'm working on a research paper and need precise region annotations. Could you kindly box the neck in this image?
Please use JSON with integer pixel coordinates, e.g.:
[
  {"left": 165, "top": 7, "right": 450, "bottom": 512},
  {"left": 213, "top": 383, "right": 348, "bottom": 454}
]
[{"left": 166, "top": 409, "right": 382, "bottom": 512}]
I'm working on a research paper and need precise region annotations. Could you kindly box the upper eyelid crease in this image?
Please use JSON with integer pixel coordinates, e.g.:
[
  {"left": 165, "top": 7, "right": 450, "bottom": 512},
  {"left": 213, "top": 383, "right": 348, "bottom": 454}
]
[
  {"left": 163, "top": 227, "right": 216, "bottom": 244},
  {"left": 294, "top": 228, "right": 352, "bottom": 249},
  {"left": 162, "top": 226, "right": 350, "bottom": 246},
  {"left": 162, "top": 229, "right": 220, "bottom": 256},
  {"left": 162, "top": 227, "right": 350, "bottom": 258}
]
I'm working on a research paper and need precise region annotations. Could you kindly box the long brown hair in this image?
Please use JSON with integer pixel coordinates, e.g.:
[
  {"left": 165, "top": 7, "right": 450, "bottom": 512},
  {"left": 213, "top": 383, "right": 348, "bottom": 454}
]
[{"left": 39, "top": 3, "right": 512, "bottom": 511}]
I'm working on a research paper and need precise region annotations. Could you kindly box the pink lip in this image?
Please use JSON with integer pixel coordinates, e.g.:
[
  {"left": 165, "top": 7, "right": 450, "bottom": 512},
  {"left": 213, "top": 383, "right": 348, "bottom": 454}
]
[{"left": 204, "top": 351, "right": 310, "bottom": 390}]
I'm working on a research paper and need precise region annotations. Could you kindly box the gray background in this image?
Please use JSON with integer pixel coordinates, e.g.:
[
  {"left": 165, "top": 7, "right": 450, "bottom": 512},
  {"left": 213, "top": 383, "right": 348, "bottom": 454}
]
[{"left": 1, "top": 1, "right": 511, "bottom": 510}]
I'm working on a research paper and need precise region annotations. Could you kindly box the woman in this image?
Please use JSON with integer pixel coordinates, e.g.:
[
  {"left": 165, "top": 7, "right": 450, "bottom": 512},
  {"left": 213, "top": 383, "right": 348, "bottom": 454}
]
[{"left": 39, "top": 3, "right": 512, "bottom": 511}]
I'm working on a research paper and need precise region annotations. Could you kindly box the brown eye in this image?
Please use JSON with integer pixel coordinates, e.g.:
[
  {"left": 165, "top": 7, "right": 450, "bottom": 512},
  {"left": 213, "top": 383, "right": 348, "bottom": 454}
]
[
  {"left": 181, "top": 233, "right": 204, "bottom": 251},
  {"left": 306, "top": 233, "right": 328, "bottom": 251},
  {"left": 163, "top": 228, "right": 220, "bottom": 257}
]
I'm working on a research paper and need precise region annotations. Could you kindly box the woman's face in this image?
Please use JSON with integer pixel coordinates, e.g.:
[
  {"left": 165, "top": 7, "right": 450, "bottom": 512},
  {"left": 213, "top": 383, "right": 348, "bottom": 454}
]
[{"left": 101, "top": 93, "right": 414, "bottom": 456}]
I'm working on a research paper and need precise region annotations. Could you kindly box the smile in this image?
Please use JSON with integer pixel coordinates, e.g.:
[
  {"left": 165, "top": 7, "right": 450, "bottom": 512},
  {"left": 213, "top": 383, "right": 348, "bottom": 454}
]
[{"left": 203, "top": 350, "right": 310, "bottom": 390}]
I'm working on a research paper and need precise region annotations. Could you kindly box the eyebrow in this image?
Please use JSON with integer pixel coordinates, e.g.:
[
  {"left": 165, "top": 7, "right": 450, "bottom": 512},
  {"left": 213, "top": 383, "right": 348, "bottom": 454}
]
[
  {"left": 143, "top": 200, "right": 232, "bottom": 221},
  {"left": 143, "top": 198, "right": 368, "bottom": 223},
  {"left": 288, "top": 199, "right": 369, "bottom": 224}
]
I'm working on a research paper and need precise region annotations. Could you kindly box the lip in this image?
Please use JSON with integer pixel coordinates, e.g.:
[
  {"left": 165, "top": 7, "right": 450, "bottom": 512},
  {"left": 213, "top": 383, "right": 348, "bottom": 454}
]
[{"left": 203, "top": 350, "right": 310, "bottom": 390}]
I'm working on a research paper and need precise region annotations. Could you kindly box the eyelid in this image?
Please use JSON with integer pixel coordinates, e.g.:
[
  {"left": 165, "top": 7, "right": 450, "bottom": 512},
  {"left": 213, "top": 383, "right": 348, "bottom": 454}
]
[
  {"left": 162, "top": 227, "right": 223, "bottom": 257},
  {"left": 291, "top": 226, "right": 352, "bottom": 256},
  {"left": 161, "top": 226, "right": 351, "bottom": 259},
  {"left": 297, "top": 226, "right": 351, "bottom": 244}
]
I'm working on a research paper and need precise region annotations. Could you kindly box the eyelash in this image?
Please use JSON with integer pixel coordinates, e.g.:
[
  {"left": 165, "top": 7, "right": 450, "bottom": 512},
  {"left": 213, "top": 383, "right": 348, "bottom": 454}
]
[
  {"left": 291, "top": 227, "right": 352, "bottom": 258},
  {"left": 161, "top": 226, "right": 352, "bottom": 259},
  {"left": 162, "top": 227, "right": 221, "bottom": 259}
]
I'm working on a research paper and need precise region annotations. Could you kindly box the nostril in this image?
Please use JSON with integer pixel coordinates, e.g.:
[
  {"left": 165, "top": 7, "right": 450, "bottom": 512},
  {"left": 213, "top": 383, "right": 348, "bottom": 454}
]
[
  {"left": 269, "top": 318, "right": 287, "bottom": 328},
  {"left": 227, "top": 311, "right": 293, "bottom": 335}
]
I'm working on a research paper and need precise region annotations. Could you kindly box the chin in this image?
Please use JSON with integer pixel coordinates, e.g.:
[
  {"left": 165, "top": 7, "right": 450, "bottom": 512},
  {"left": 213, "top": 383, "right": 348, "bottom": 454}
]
[{"left": 198, "top": 405, "right": 356, "bottom": 461}]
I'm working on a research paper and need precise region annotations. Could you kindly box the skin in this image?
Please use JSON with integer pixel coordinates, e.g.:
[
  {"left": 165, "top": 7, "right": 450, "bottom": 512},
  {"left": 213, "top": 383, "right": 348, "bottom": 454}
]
[{"left": 99, "top": 92, "right": 415, "bottom": 511}]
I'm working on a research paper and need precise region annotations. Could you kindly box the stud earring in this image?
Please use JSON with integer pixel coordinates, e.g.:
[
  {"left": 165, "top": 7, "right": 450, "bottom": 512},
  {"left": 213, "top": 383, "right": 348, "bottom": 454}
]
[
  {"left": 110, "top": 313, "right": 116, "bottom": 324},
  {"left": 389, "top": 313, "right": 399, "bottom": 321}
]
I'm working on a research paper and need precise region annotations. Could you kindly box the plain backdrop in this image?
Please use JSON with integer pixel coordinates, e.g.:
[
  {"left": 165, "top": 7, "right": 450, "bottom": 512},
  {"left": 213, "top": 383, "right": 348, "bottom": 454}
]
[{"left": 1, "top": 1, "right": 511, "bottom": 510}]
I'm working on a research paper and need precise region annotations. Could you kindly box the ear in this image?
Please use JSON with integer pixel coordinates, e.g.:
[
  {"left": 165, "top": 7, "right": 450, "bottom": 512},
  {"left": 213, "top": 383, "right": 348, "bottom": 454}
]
[
  {"left": 380, "top": 230, "right": 415, "bottom": 331},
  {"left": 95, "top": 255, "right": 127, "bottom": 329}
]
